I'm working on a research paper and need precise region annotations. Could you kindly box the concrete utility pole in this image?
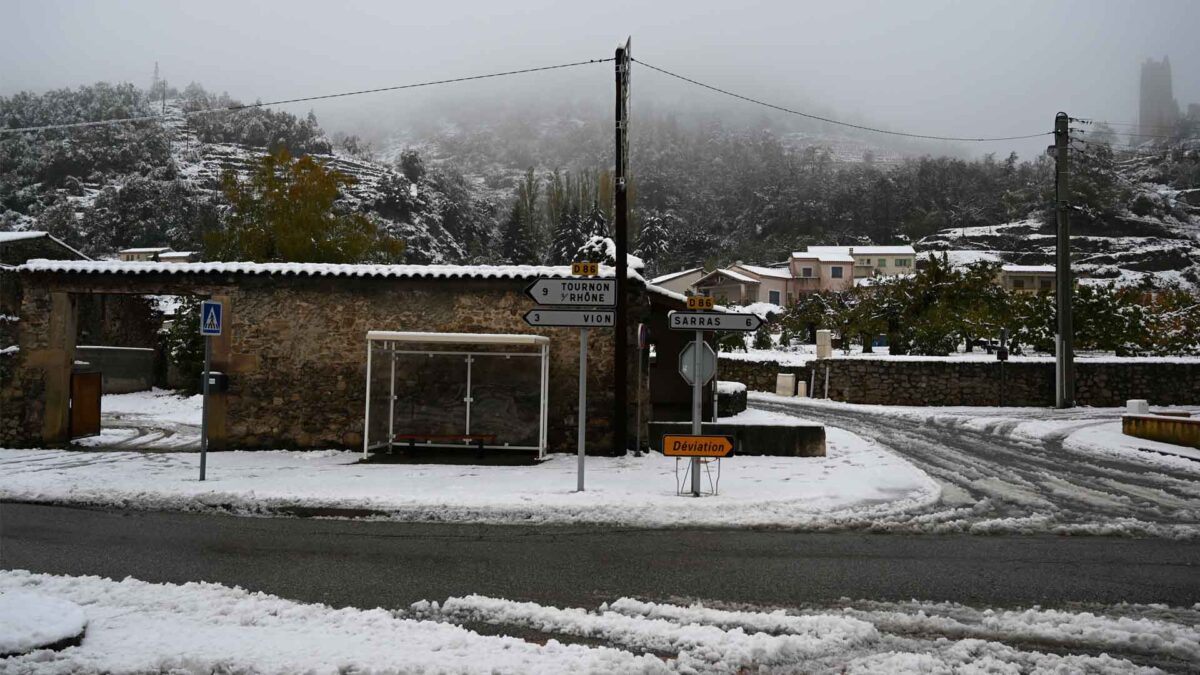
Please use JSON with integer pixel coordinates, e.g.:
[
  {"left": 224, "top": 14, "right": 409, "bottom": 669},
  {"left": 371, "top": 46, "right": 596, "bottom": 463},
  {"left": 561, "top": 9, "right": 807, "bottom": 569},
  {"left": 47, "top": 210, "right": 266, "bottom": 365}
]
[
  {"left": 613, "top": 38, "right": 631, "bottom": 454},
  {"left": 1054, "top": 112, "right": 1075, "bottom": 408}
]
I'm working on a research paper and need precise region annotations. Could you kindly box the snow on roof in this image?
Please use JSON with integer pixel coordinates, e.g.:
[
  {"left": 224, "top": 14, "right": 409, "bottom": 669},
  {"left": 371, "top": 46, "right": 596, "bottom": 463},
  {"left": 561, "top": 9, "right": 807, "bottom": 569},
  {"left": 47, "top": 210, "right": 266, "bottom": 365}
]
[
  {"left": 0, "top": 230, "right": 91, "bottom": 260},
  {"left": 807, "top": 245, "right": 916, "bottom": 256},
  {"left": 734, "top": 264, "right": 793, "bottom": 280},
  {"left": 790, "top": 252, "right": 855, "bottom": 263},
  {"left": 17, "top": 259, "right": 636, "bottom": 282},
  {"left": 649, "top": 267, "right": 702, "bottom": 284},
  {"left": 1002, "top": 264, "right": 1056, "bottom": 274},
  {"left": 0, "top": 231, "right": 49, "bottom": 244},
  {"left": 697, "top": 268, "right": 759, "bottom": 284},
  {"left": 157, "top": 251, "right": 196, "bottom": 258},
  {"left": 118, "top": 247, "right": 173, "bottom": 254}
]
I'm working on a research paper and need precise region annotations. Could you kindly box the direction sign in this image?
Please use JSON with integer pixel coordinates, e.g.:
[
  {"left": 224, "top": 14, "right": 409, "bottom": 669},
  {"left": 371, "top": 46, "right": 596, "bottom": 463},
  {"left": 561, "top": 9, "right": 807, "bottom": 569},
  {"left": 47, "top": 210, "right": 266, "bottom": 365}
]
[
  {"left": 200, "top": 300, "right": 223, "bottom": 336},
  {"left": 662, "top": 434, "right": 735, "bottom": 458},
  {"left": 679, "top": 341, "right": 717, "bottom": 386},
  {"left": 525, "top": 278, "right": 616, "bottom": 307},
  {"left": 524, "top": 309, "right": 614, "bottom": 328},
  {"left": 668, "top": 310, "right": 762, "bottom": 332}
]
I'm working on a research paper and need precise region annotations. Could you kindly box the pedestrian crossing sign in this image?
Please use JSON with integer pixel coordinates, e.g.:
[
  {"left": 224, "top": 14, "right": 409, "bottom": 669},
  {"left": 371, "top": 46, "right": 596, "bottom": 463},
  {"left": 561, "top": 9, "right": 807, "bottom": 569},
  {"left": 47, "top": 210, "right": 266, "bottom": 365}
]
[{"left": 200, "top": 300, "right": 223, "bottom": 336}]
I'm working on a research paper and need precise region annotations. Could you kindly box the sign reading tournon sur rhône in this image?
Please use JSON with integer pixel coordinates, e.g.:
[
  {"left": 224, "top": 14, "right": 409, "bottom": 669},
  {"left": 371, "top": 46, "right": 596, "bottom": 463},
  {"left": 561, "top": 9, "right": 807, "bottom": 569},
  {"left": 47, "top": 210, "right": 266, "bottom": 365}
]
[
  {"left": 525, "top": 278, "right": 616, "bottom": 307},
  {"left": 523, "top": 309, "right": 615, "bottom": 328},
  {"left": 662, "top": 434, "right": 735, "bottom": 457},
  {"left": 667, "top": 310, "right": 762, "bottom": 332}
]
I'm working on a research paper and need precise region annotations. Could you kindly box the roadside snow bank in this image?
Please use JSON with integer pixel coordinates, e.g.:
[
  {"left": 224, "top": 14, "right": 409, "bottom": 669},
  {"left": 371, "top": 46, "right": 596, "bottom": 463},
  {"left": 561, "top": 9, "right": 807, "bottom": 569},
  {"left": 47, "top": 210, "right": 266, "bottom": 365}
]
[
  {"left": 0, "top": 591, "right": 86, "bottom": 656},
  {"left": 0, "top": 570, "right": 663, "bottom": 674},
  {"left": 0, "top": 427, "right": 938, "bottom": 529}
]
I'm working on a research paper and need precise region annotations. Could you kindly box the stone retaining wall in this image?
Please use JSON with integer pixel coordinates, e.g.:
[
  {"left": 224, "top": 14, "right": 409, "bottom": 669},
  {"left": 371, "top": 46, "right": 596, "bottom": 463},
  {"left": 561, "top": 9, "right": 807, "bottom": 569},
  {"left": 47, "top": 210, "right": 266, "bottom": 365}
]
[{"left": 719, "top": 355, "right": 1200, "bottom": 407}]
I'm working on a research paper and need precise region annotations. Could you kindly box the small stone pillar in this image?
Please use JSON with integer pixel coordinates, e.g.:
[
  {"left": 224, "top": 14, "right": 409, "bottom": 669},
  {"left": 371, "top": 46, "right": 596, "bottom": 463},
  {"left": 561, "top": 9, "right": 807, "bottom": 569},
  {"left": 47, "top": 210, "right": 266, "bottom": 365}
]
[{"left": 815, "top": 329, "right": 833, "bottom": 359}]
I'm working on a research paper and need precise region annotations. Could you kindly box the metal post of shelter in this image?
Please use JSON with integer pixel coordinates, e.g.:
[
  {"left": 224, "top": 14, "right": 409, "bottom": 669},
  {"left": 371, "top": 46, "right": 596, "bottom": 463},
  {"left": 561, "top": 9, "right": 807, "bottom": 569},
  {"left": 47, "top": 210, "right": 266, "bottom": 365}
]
[
  {"left": 387, "top": 346, "right": 396, "bottom": 452},
  {"left": 362, "top": 339, "right": 373, "bottom": 458}
]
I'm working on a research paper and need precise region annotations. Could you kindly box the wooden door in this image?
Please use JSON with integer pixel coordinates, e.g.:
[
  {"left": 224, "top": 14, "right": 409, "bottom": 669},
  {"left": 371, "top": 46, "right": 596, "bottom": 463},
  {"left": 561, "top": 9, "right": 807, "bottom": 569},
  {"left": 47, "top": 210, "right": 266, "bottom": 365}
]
[{"left": 70, "top": 371, "right": 101, "bottom": 439}]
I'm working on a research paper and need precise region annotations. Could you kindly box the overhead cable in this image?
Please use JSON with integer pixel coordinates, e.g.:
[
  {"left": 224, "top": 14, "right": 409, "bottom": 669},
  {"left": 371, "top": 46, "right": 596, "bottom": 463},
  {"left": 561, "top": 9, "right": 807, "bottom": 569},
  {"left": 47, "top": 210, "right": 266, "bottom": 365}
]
[
  {"left": 0, "top": 57, "right": 613, "bottom": 135},
  {"left": 632, "top": 57, "right": 1053, "bottom": 143}
]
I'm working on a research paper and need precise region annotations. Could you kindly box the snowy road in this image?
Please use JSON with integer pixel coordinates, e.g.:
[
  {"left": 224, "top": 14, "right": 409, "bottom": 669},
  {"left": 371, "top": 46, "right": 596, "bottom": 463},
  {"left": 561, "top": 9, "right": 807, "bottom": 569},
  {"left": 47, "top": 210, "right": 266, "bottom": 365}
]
[{"left": 751, "top": 394, "right": 1200, "bottom": 539}]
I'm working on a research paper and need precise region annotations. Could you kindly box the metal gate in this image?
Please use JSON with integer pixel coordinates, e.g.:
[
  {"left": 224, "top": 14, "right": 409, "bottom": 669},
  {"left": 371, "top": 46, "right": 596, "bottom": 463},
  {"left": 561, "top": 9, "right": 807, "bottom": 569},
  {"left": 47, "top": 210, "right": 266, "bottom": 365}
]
[{"left": 70, "top": 369, "right": 101, "bottom": 439}]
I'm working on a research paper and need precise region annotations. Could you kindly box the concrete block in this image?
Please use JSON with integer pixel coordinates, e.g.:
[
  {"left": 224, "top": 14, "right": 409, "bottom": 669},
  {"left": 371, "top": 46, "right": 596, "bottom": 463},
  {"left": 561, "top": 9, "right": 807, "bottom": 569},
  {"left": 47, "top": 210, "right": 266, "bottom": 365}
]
[
  {"left": 1127, "top": 399, "right": 1149, "bottom": 414},
  {"left": 775, "top": 373, "right": 796, "bottom": 397},
  {"left": 797, "top": 381, "right": 807, "bottom": 398}
]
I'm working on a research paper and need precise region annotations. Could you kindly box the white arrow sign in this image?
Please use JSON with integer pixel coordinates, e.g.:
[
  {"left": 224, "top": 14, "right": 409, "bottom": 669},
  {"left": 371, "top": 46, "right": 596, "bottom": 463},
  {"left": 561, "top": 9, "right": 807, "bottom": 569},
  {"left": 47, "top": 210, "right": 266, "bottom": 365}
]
[
  {"left": 525, "top": 277, "right": 616, "bottom": 307},
  {"left": 524, "top": 309, "right": 615, "bottom": 328},
  {"left": 668, "top": 310, "right": 762, "bottom": 332}
]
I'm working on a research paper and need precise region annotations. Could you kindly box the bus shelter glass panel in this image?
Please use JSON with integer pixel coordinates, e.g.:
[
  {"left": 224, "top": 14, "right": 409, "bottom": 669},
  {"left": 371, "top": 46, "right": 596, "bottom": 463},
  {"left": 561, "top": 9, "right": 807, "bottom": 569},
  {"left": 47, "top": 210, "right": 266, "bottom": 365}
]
[
  {"left": 470, "top": 352, "right": 541, "bottom": 447},
  {"left": 363, "top": 333, "right": 548, "bottom": 457}
]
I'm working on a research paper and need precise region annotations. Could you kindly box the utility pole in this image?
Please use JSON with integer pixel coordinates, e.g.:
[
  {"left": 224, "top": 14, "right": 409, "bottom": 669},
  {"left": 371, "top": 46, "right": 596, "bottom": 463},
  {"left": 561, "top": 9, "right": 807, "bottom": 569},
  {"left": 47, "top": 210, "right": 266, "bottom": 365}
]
[
  {"left": 613, "top": 38, "right": 631, "bottom": 454},
  {"left": 1054, "top": 111, "right": 1074, "bottom": 408}
]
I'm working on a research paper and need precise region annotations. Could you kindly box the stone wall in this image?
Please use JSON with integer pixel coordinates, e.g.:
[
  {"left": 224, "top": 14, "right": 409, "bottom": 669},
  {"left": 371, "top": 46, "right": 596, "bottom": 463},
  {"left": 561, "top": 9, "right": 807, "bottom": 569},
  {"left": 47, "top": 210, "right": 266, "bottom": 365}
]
[
  {"left": 716, "top": 358, "right": 811, "bottom": 396},
  {"left": 2, "top": 269, "right": 649, "bottom": 453},
  {"left": 719, "top": 355, "right": 1200, "bottom": 407},
  {"left": 222, "top": 276, "right": 636, "bottom": 452}
]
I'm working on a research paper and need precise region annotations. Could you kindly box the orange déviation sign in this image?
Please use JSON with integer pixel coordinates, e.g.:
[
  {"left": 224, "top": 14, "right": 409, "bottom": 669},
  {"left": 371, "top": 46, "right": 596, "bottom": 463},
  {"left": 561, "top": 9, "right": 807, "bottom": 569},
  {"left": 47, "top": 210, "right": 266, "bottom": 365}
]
[{"left": 662, "top": 434, "right": 735, "bottom": 457}]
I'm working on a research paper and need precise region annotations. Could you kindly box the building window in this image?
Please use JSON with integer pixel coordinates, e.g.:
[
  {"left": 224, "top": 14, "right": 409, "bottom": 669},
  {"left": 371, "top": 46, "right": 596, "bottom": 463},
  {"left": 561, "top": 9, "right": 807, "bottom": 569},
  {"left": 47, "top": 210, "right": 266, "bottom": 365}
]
[
  {"left": 863, "top": 258, "right": 871, "bottom": 265},
  {"left": 786, "top": 292, "right": 794, "bottom": 306},
  {"left": 895, "top": 258, "right": 911, "bottom": 267},
  {"left": 877, "top": 258, "right": 887, "bottom": 268},
  {"left": 768, "top": 290, "right": 781, "bottom": 305},
  {"left": 1013, "top": 279, "right": 1025, "bottom": 290},
  {"left": 831, "top": 267, "right": 844, "bottom": 279},
  {"left": 802, "top": 267, "right": 813, "bottom": 277},
  {"left": 1040, "top": 278, "right": 1052, "bottom": 290}
]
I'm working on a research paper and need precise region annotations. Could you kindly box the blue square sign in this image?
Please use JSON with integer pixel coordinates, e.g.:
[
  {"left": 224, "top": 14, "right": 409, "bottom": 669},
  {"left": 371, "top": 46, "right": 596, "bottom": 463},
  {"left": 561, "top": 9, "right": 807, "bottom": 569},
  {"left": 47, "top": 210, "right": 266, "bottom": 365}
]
[{"left": 200, "top": 300, "right": 223, "bottom": 336}]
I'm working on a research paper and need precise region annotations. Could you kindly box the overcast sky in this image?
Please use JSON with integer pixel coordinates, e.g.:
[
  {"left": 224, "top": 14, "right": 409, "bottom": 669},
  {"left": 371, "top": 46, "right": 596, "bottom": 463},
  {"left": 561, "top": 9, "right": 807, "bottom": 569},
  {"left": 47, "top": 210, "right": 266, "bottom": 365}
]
[{"left": 3, "top": 0, "right": 1198, "bottom": 158}]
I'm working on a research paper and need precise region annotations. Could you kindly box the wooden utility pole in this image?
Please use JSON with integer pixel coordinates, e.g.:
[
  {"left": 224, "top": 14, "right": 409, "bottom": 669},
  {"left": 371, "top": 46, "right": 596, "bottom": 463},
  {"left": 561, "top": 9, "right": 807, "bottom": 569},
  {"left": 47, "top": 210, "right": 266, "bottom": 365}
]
[
  {"left": 613, "top": 38, "right": 631, "bottom": 454},
  {"left": 1054, "top": 111, "right": 1074, "bottom": 408}
]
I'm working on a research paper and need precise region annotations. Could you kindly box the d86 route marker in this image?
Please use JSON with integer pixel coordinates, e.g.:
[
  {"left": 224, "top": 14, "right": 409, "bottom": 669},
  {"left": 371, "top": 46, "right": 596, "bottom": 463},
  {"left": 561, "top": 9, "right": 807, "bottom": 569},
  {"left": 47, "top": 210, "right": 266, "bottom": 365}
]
[
  {"left": 571, "top": 261, "right": 599, "bottom": 276},
  {"left": 668, "top": 310, "right": 762, "bottom": 332},
  {"left": 524, "top": 309, "right": 614, "bottom": 328},
  {"left": 662, "top": 434, "right": 735, "bottom": 457},
  {"left": 686, "top": 295, "right": 715, "bottom": 310},
  {"left": 525, "top": 278, "right": 616, "bottom": 307}
]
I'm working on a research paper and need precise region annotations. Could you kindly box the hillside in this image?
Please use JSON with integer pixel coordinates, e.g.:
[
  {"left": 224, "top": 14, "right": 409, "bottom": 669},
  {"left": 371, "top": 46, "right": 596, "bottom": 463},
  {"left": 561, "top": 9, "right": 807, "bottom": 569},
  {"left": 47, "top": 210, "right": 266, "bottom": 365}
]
[
  {"left": 918, "top": 141, "right": 1200, "bottom": 290},
  {"left": 0, "top": 83, "right": 500, "bottom": 263}
]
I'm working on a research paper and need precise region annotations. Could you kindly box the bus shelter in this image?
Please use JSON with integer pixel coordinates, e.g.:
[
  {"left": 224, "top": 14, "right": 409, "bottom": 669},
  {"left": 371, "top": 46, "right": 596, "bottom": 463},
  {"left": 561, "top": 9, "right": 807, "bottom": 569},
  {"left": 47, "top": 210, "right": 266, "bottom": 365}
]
[{"left": 363, "top": 331, "right": 550, "bottom": 459}]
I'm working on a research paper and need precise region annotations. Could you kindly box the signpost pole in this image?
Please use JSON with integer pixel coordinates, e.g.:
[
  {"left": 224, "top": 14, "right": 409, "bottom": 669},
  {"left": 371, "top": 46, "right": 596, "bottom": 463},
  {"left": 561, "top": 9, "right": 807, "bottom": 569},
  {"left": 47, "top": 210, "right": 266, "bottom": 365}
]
[
  {"left": 691, "top": 329, "right": 702, "bottom": 497},
  {"left": 634, "top": 340, "right": 643, "bottom": 458},
  {"left": 200, "top": 334, "right": 210, "bottom": 482},
  {"left": 577, "top": 326, "right": 588, "bottom": 491}
]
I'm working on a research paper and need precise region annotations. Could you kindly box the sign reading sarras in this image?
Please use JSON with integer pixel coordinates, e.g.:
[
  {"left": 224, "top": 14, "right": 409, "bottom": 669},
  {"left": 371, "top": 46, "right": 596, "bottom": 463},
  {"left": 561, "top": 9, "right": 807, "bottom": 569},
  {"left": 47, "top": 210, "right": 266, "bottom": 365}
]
[
  {"left": 668, "top": 310, "right": 762, "bottom": 332},
  {"left": 525, "top": 278, "right": 616, "bottom": 307}
]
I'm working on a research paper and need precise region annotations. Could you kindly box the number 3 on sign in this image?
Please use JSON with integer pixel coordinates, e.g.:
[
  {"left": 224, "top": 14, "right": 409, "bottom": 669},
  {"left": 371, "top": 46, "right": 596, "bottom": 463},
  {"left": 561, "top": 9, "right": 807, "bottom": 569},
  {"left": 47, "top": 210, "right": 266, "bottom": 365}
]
[{"left": 572, "top": 262, "right": 599, "bottom": 276}]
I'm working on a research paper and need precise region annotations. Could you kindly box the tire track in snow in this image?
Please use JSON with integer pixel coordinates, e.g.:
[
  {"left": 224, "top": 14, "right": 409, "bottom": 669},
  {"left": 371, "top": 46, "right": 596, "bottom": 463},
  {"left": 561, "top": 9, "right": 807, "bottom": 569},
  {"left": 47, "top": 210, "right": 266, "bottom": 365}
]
[{"left": 752, "top": 397, "right": 1200, "bottom": 538}]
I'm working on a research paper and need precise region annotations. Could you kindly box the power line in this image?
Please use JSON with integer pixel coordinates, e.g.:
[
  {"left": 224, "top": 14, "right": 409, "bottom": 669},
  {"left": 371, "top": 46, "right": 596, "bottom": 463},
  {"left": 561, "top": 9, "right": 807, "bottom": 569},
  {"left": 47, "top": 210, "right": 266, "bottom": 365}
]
[
  {"left": 0, "top": 57, "right": 614, "bottom": 135},
  {"left": 632, "top": 57, "right": 1052, "bottom": 143}
]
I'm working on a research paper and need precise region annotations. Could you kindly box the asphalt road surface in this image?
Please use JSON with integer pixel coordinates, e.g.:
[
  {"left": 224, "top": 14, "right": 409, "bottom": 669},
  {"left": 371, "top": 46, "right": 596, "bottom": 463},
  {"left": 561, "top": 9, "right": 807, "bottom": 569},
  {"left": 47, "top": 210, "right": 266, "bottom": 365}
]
[{"left": 3, "top": 503, "right": 1197, "bottom": 612}]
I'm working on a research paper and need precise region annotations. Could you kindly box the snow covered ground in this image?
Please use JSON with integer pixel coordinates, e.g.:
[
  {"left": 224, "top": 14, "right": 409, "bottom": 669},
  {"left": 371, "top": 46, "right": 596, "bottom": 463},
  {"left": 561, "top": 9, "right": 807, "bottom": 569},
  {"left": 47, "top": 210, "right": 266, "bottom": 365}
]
[
  {"left": 753, "top": 394, "right": 1200, "bottom": 538},
  {"left": 0, "top": 590, "right": 85, "bottom": 656},
  {"left": 3, "top": 569, "right": 1194, "bottom": 674},
  {"left": 0, "top": 424, "right": 937, "bottom": 528},
  {"left": 720, "top": 341, "right": 1200, "bottom": 368},
  {"left": 73, "top": 388, "right": 201, "bottom": 452}
]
